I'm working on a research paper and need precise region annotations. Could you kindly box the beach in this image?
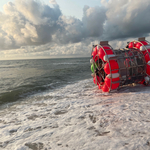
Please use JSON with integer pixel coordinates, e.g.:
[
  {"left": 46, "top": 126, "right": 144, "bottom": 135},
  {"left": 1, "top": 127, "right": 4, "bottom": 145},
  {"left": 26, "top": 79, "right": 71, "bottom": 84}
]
[{"left": 1, "top": 58, "right": 150, "bottom": 150}]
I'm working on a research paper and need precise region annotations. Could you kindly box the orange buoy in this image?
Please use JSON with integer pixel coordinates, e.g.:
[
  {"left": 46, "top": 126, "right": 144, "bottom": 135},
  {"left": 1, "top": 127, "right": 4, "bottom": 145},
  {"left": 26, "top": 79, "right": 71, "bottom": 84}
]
[
  {"left": 143, "top": 50, "right": 150, "bottom": 62},
  {"left": 146, "top": 62, "right": 150, "bottom": 75},
  {"left": 128, "top": 42, "right": 136, "bottom": 48},
  {"left": 102, "top": 84, "right": 109, "bottom": 92},
  {"left": 104, "top": 60, "right": 119, "bottom": 74},
  {"left": 98, "top": 46, "right": 113, "bottom": 62},
  {"left": 98, "top": 82, "right": 104, "bottom": 89},
  {"left": 92, "top": 50, "right": 98, "bottom": 62},
  {"left": 136, "top": 41, "right": 148, "bottom": 49},
  {"left": 93, "top": 76, "right": 100, "bottom": 85},
  {"left": 105, "top": 76, "right": 120, "bottom": 90}
]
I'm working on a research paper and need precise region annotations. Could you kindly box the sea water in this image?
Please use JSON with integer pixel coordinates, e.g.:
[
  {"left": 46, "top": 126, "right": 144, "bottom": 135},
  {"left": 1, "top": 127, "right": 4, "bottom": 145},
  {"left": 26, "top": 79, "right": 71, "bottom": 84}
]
[
  {"left": 0, "top": 58, "right": 91, "bottom": 105},
  {"left": 1, "top": 58, "right": 150, "bottom": 150}
]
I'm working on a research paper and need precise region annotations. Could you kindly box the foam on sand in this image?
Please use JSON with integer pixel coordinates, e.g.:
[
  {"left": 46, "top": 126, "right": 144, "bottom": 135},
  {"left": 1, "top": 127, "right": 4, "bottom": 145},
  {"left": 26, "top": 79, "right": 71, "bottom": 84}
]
[{"left": 0, "top": 79, "right": 150, "bottom": 150}]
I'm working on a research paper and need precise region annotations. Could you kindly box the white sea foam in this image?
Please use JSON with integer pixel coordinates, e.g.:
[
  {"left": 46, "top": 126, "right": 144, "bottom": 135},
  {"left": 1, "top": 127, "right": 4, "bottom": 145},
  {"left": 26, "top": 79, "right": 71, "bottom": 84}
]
[
  {"left": 0, "top": 79, "right": 150, "bottom": 150},
  {"left": 53, "top": 62, "right": 80, "bottom": 65}
]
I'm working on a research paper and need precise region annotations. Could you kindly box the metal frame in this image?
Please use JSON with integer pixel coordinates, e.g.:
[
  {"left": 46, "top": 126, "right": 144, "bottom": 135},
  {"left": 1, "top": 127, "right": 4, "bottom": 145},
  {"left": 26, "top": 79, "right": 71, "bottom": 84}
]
[{"left": 91, "top": 37, "right": 149, "bottom": 92}]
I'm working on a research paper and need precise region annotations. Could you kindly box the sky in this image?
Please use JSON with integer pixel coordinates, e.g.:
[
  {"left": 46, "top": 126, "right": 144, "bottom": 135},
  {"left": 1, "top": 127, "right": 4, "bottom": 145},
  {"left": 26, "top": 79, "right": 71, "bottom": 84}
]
[
  {"left": 0, "top": 0, "right": 150, "bottom": 60},
  {"left": 0, "top": 0, "right": 101, "bottom": 19}
]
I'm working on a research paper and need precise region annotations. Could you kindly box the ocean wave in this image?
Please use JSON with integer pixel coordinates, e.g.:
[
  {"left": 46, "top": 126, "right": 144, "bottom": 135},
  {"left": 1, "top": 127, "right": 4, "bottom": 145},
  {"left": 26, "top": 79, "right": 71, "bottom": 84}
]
[
  {"left": 53, "top": 62, "right": 80, "bottom": 65},
  {"left": 0, "top": 64, "right": 28, "bottom": 69},
  {"left": 0, "top": 58, "right": 91, "bottom": 106}
]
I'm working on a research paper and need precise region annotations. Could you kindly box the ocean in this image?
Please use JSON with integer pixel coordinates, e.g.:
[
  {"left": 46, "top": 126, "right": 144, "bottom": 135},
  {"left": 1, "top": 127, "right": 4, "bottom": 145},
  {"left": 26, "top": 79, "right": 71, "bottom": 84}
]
[
  {"left": 1, "top": 57, "right": 150, "bottom": 150},
  {"left": 0, "top": 58, "right": 91, "bottom": 106}
]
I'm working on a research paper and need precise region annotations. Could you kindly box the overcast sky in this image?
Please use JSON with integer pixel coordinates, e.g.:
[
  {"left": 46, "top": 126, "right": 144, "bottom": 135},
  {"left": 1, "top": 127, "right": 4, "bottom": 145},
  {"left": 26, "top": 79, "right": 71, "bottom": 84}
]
[{"left": 0, "top": 0, "right": 150, "bottom": 60}]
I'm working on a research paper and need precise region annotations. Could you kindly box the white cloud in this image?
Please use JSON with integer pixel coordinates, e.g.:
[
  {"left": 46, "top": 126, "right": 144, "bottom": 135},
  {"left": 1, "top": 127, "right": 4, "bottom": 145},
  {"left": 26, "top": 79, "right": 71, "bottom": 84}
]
[
  {"left": 103, "top": 0, "right": 150, "bottom": 40},
  {"left": 0, "top": 0, "right": 107, "bottom": 51},
  {"left": 0, "top": 0, "right": 62, "bottom": 50},
  {"left": 49, "top": 0, "right": 57, "bottom": 5},
  {"left": 0, "top": 0, "right": 150, "bottom": 59},
  {"left": 82, "top": 5, "right": 106, "bottom": 37}
]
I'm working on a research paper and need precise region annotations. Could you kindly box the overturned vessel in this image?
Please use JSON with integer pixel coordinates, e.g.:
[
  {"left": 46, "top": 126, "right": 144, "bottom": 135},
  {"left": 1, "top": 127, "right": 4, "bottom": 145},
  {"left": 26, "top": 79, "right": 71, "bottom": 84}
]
[{"left": 90, "top": 37, "right": 150, "bottom": 92}]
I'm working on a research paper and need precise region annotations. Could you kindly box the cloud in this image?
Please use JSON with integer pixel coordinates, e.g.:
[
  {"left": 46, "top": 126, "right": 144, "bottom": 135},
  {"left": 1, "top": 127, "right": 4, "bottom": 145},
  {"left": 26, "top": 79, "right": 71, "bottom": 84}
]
[
  {"left": 0, "top": 39, "right": 93, "bottom": 60},
  {"left": 1, "top": 0, "right": 150, "bottom": 59},
  {"left": 82, "top": 5, "right": 106, "bottom": 37},
  {"left": 0, "top": 0, "right": 106, "bottom": 51},
  {"left": 49, "top": 0, "right": 57, "bottom": 5},
  {"left": 52, "top": 5, "right": 106, "bottom": 44},
  {"left": 53, "top": 15, "right": 85, "bottom": 44},
  {"left": 103, "top": 0, "right": 150, "bottom": 40},
  {"left": 0, "top": 0, "right": 61, "bottom": 50}
]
